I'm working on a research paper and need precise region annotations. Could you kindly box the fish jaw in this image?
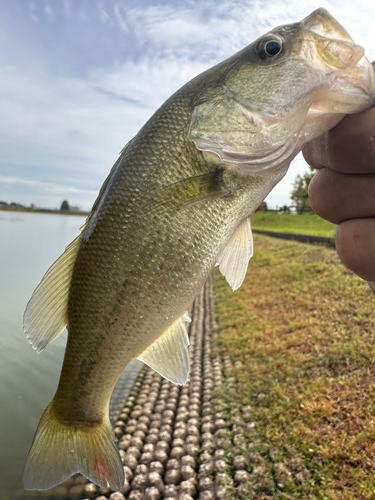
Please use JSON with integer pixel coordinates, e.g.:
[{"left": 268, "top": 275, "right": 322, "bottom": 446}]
[
  {"left": 301, "top": 9, "right": 375, "bottom": 113},
  {"left": 297, "top": 9, "right": 375, "bottom": 146},
  {"left": 189, "top": 9, "right": 375, "bottom": 177}
]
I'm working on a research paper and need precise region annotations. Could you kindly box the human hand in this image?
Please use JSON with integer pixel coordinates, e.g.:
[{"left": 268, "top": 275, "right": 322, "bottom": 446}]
[{"left": 303, "top": 67, "right": 375, "bottom": 292}]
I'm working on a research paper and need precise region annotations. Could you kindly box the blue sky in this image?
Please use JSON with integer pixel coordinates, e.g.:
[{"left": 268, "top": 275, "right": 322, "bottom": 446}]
[{"left": 0, "top": 0, "right": 374, "bottom": 210}]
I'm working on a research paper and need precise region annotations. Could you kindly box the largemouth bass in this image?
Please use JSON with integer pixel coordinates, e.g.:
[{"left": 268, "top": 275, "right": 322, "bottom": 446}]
[{"left": 23, "top": 9, "right": 375, "bottom": 491}]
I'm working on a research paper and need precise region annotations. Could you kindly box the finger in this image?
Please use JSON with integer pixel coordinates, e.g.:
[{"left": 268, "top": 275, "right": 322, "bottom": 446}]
[
  {"left": 335, "top": 218, "right": 375, "bottom": 282},
  {"left": 302, "top": 105, "right": 375, "bottom": 174},
  {"left": 308, "top": 167, "right": 375, "bottom": 224}
]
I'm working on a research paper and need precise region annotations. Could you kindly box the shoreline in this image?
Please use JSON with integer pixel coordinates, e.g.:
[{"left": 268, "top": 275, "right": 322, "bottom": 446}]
[{"left": 0, "top": 207, "right": 90, "bottom": 217}]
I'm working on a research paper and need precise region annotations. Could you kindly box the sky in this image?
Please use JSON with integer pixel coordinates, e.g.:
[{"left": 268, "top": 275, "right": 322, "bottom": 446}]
[{"left": 0, "top": 0, "right": 374, "bottom": 211}]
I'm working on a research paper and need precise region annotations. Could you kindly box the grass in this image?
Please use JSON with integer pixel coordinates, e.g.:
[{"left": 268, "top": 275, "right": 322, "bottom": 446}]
[
  {"left": 214, "top": 235, "right": 375, "bottom": 499},
  {"left": 251, "top": 212, "right": 336, "bottom": 238}
]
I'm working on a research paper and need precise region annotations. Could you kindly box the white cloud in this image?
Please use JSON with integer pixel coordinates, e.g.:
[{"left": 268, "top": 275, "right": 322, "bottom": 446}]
[
  {"left": 113, "top": 3, "right": 128, "bottom": 33},
  {"left": 28, "top": 1, "right": 39, "bottom": 23},
  {"left": 112, "top": 0, "right": 375, "bottom": 63},
  {"left": 0, "top": 63, "right": 148, "bottom": 173},
  {"left": 0, "top": 176, "right": 97, "bottom": 196},
  {"left": 44, "top": 1, "right": 52, "bottom": 19},
  {"left": 91, "top": 56, "right": 208, "bottom": 110},
  {"left": 97, "top": 2, "right": 110, "bottom": 23},
  {"left": 115, "top": 3, "right": 254, "bottom": 61}
]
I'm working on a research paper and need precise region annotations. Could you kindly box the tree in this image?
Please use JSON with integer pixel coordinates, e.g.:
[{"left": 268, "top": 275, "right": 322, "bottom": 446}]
[
  {"left": 60, "top": 200, "right": 70, "bottom": 211},
  {"left": 290, "top": 167, "right": 315, "bottom": 214}
]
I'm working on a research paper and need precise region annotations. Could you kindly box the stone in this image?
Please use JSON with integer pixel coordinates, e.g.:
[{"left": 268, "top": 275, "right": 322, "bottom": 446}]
[
  {"left": 131, "top": 474, "right": 148, "bottom": 489},
  {"left": 164, "top": 469, "right": 182, "bottom": 485},
  {"left": 181, "top": 465, "right": 195, "bottom": 480},
  {"left": 148, "top": 471, "right": 165, "bottom": 492},
  {"left": 179, "top": 479, "right": 197, "bottom": 497},
  {"left": 123, "top": 465, "right": 134, "bottom": 481},
  {"left": 135, "top": 464, "right": 148, "bottom": 475},
  {"left": 215, "top": 459, "right": 227, "bottom": 472},
  {"left": 149, "top": 461, "right": 164, "bottom": 475},
  {"left": 170, "top": 446, "right": 185, "bottom": 459},
  {"left": 181, "top": 455, "right": 196, "bottom": 468},
  {"left": 83, "top": 483, "right": 97, "bottom": 498},
  {"left": 234, "top": 470, "right": 250, "bottom": 484},
  {"left": 109, "top": 493, "right": 126, "bottom": 500},
  {"left": 233, "top": 455, "right": 247, "bottom": 470},
  {"left": 144, "top": 486, "right": 161, "bottom": 500}
]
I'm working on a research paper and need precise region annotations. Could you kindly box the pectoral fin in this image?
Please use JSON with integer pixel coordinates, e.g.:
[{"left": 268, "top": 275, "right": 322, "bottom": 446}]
[
  {"left": 217, "top": 217, "right": 253, "bottom": 291},
  {"left": 137, "top": 313, "right": 191, "bottom": 385},
  {"left": 153, "top": 169, "right": 231, "bottom": 212},
  {"left": 23, "top": 234, "right": 82, "bottom": 353}
]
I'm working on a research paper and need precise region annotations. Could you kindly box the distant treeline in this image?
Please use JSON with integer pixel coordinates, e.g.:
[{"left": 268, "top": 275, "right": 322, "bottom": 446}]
[{"left": 0, "top": 202, "right": 89, "bottom": 216}]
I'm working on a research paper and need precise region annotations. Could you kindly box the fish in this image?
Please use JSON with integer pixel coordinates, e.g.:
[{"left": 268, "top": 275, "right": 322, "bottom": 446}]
[{"left": 23, "top": 8, "right": 375, "bottom": 492}]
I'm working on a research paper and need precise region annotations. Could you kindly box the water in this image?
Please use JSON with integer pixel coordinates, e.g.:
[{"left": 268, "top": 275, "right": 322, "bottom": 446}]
[{"left": 0, "top": 212, "right": 142, "bottom": 499}]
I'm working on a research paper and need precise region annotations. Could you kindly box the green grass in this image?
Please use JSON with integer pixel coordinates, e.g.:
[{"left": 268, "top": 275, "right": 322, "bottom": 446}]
[
  {"left": 251, "top": 212, "right": 336, "bottom": 237},
  {"left": 214, "top": 235, "right": 375, "bottom": 499}
]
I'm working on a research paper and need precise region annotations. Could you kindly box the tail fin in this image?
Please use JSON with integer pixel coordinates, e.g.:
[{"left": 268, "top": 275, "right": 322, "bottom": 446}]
[{"left": 23, "top": 402, "right": 124, "bottom": 491}]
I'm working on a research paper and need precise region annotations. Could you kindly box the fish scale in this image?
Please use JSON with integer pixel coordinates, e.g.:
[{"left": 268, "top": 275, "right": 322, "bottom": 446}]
[{"left": 23, "top": 8, "right": 375, "bottom": 492}]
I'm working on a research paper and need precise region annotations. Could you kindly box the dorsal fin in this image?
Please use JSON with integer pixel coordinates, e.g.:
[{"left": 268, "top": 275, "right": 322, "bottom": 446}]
[
  {"left": 23, "top": 234, "right": 82, "bottom": 353},
  {"left": 137, "top": 313, "right": 191, "bottom": 385},
  {"left": 90, "top": 140, "right": 132, "bottom": 216},
  {"left": 81, "top": 140, "right": 133, "bottom": 234},
  {"left": 217, "top": 217, "right": 253, "bottom": 291}
]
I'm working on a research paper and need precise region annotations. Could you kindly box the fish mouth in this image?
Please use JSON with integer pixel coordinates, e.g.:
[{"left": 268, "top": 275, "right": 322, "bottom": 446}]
[
  {"left": 301, "top": 8, "right": 375, "bottom": 106},
  {"left": 302, "top": 8, "right": 354, "bottom": 43},
  {"left": 193, "top": 136, "right": 296, "bottom": 175}
]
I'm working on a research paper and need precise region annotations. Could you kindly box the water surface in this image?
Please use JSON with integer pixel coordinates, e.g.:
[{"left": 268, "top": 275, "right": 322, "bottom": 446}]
[{"left": 0, "top": 212, "right": 141, "bottom": 498}]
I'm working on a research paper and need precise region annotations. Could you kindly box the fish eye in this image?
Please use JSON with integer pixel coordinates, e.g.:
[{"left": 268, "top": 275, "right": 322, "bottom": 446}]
[
  {"left": 255, "top": 36, "right": 283, "bottom": 61},
  {"left": 265, "top": 40, "right": 282, "bottom": 56}
]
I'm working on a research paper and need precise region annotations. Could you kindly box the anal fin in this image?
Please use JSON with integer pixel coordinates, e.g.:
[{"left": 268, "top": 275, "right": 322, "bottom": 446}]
[
  {"left": 137, "top": 313, "right": 191, "bottom": 385},
  {"left": 217, "top": 217, "right": 253, "bottom": 291}
]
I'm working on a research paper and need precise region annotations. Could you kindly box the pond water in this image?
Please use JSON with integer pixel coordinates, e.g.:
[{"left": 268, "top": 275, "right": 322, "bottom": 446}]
[{"left": 0, "top": 212, "right": 142, "bottom": 499}]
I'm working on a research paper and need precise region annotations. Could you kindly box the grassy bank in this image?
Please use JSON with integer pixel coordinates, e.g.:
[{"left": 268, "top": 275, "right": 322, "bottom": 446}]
[
  {"left": 214, "top": 235, "right": 375, "bottom": 499},
  {"left": 251, "top": 212, "right": 336, "bottom": 237}
]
